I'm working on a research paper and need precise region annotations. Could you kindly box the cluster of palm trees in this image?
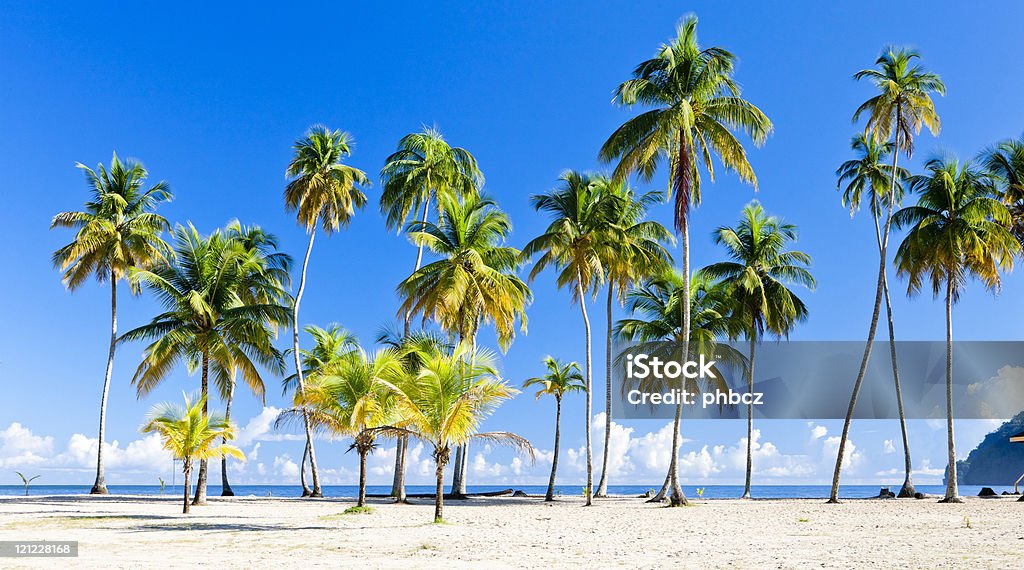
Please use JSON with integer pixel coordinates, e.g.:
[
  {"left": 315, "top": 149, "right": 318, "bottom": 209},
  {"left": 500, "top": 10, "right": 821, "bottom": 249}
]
[
  {"left": 50, "top": 14, "right": 1024, "bottom": 518},
  {"left": 829, "top": 49, "right": 1022, "bottom": 504}
]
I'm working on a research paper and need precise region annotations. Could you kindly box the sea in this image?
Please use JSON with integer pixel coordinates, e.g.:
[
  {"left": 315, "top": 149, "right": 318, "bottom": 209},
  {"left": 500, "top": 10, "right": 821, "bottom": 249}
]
[{"left": 0, "top": 484, "right": 1015, "bottom": 499}]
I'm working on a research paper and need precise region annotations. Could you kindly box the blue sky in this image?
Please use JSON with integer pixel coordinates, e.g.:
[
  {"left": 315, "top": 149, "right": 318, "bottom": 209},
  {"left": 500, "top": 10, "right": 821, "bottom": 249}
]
[{"left": 2, "top": 1, "right": 1023, "bottom": 488}]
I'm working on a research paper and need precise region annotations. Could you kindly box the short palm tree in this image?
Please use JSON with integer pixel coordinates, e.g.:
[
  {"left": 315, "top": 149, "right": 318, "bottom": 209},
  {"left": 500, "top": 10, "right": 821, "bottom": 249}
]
[
  {"left": 893, "top": 156, "right": 1019, "bottom": 502},
  {"left": 142, "top": 392, "right": 244, "bottom": 514},
  {"left": 831, "top": 48, "right": 945, "bottom": 502},
  {"left": 379, "top": 127, "right": 482, "bottom": 499},
  {"left": 615, "top": 270, "right": 741, "bottom": 504},
  {"left": 122, "top": 224, "right": 288, "bottom": 504},
  {"left": 50, "top": 153, "right": 172, "bottom": 495},
  {"left": 599, "top": 16, "right": 771, "bottom": 505},
  {"left": 399, "top": 194, "right": 531, "bottom": 494},
  {"left": 980, "top": 134, "right": 1024, "bottom": 247},
  {"left": 284, "top": 125, "right": 370, "bottom": 497},
  {"left": 521, "top": 171, "right": 611, "bottom": 506},
  {"left": 299, "top": 347, "right": 406, "bottom": 508},
  {"left": 700, "top": 201, "right": 814, "bottom": 499},
  {"left": 283, "top": 324, "right": 359, "bottom": 494},
  {"left": 524, "top": 357, "right": 585, "bottom": 501},
  {"left": 595, "top": 182, "right": 672, "bottom": 497},
  {"left": 836, "top": 135, "right": 916, "bottom": 497},
  {"left": 393, "top": 344, "right": 532, "bottom": 523}
]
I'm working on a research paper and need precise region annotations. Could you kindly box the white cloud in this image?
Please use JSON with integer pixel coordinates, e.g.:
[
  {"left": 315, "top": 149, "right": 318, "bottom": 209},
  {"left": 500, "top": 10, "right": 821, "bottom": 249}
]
[
  {"left": 883, "top": 439, "right": 896, "bottom": 454},
  {"left": 0, "top": 423, "right": 54, "bottom": 468}
]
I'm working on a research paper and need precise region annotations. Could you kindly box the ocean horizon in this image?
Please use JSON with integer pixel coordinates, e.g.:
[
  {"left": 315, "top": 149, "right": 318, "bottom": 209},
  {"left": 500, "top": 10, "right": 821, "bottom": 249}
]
[{"left": 1, "top": 484, "right": 1013, "bottom": 499}]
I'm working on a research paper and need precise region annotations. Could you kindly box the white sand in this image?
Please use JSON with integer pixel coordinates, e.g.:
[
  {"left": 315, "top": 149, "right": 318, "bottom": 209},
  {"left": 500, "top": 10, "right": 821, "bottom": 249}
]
[{"left": 1, "top": 494, "right": 1021, "bottom": 568}]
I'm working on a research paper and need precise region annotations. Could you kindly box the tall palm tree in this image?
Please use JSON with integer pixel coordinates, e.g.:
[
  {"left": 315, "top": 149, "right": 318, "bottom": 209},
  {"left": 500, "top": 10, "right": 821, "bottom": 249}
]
[
  {"left": 379, "top": 128, "right": 482, "bottom": 500},
  {"left": 524, "top": 357, "right": 585, "bottom": 501},
  {"left": 50, "top": 153, "right": 172, "bottom": 495},
  {"left": 980, "top": 134, "right": 1024, "bottom": 247},
  {"left": 893, "top": 156, "right": 1018, "bottom": 502},
  {"left": 700, "top": 201, "right": 814, "bottom": 499},
  {"left": 831, "top": 48, "right": 945, "bottom": 503},
  {"left": 284, "top": 125, "right": 370, "bottom": 497},
  {"left": 615, "top": 271, "right": 741, "bottom": 505},
  {"left": 392, "top": 344, "right": 532, "bottom": 523},
  {"left": 283, "top": 324, "right": 359, "bottom": 492},
  {"left": 299, "top": 347, "right": 407, "bottom": 508},
  {"left": 219, "top": 221, "right": 292, "bottom": 496},
  {"left": 122, "top": 224, "right": 288, "bottom": 504},
  {"left": 399, "top": 194, "right": 531, "bottom": 495},
  {"left": 142, "top": 392, "right": 244, "bottom": 514},
  {"left": 521, "top": 171, "right": 611, "bottom": 506},
  {"left": 599, "top": 16, "right": 771, "bottom": 505},
  {"left": 836, "top": 135, "right": 916, "bottom": 497},
  {"left": 595, "top": 182, "right": 673, "bottom": 497}
]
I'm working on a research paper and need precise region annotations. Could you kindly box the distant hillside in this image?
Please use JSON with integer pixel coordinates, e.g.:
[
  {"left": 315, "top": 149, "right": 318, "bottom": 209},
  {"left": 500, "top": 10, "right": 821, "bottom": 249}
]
[{"left": 952, "top": 412, "right": 1024, "bottom": 486}]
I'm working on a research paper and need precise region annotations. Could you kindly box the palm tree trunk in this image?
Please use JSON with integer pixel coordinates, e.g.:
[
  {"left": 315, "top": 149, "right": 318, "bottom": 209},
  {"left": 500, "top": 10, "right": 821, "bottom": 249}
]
[
  {"left": 666, "top": 213, "right": 691, "bottom": 507},
  {"left": 546, "top": 398, "right": 562, "bottom": 502},
  {"left": 829, "top": 133, "right": 901, "bottom": 503},
  {"left": 595, "top": 285, "right": 614, "bottom": 498},
  {"left": 434, "top": 454, "right": 446, "bottom": 523},
  {"left": 393, "top": 198, "right": 432, "bottom": 502},
  {"left": 292, "top": 229, "right": 323, "bottom": 498},
  {"left": 221, "top": 378, "right": 235, "bottom": 496},
  {"left": 300, "top": 440, "right": 311, "bottom": 497},
  {"left": 182, "top": 461, "right": 192, "bottom": 515},
  {"left": 452, "top": 330, "right": 476, "bottom": 497},
  {"left": 358, "top": 445, "right": 368, "bottom": 508},
  {"left": 940, "top": 278, "right": 961, "bottom": 502},
  {"left": 91, "top": 275, "right": 116, "bottom": 495},
  {"left": 192, "top": 353, "right": 210, "bottom": 506},
  {"left": 451, "top": 446, "right": 464, "bottom": 495},
  {"left": 576, "top": 275, "right": 594, "bottom": 506},
  {"left": 742, "top": 331, "right": 757, "bottom": 499}
]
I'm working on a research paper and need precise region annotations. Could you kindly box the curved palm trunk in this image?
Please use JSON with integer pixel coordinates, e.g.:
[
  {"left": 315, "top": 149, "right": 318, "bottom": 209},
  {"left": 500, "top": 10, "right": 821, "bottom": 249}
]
[
  {"left": 293, "top": 229, "right": 323, "bottom": 498},
  {"left": 545, "top": 398, "right": 562, "bottom": 501},
  {"left": 940, "top": 279, "right": 961, "bottom": 502},
  {"left": 829, "top": 132, "right": 902, "bottom": 503},
  {"left": 871, "top": 206, "right": 915, "bottom": 498},
  {"left": 393, "top": 198, "right": 432, "bottom": 502},
  {"left": 221, "top": 378, "right": 235, "bottom": 496},
  {"left": 742, "top": 332, "right": 757, "bottom": 499},
  {"left": 434, "top": 452, "right": 448, "bottom": 523},
  {"left": 596, "top": 285, "right": 614, "bottom": 498},
  {"left": 666, "top": 218, "right": 690, "bottom": 507},
  {"left": 192, "top": 354, "right": 210, "bottom": 505},
  {"left": 358, "top": 445, "right": 369, "bottom": 508},
  {"left": 182, "top": 461, "right": 192, "bottom": 514},
  {"left": 576, "top": 276, "right": 594, "bottom": 506},
  {"left": 91, "top": 277, "right": 117, "bottom": 495},
  {"left": 300, "top": 440, "right": 311, "bottom": 497}
]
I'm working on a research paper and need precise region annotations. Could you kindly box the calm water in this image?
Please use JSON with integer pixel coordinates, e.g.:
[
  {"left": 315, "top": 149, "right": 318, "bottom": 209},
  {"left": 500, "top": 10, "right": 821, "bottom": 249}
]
[{"left": 0, "top": 484, "right": 1014, "bottom": 499}]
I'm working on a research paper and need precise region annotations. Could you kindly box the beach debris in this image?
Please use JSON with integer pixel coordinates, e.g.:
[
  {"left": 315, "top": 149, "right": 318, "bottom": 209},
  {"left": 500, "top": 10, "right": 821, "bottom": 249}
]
[
  {"left": 512, "top": 490, "right": 528, "bottom": 497},
  {"left": 978, "top": 487, "right": 997, "bottom": 497},
  {"left": 913, "top": 492, "right": 926, "bottom": 499},
  {"left": 877, "top": 487, "right": 896, "bottom": 499}
]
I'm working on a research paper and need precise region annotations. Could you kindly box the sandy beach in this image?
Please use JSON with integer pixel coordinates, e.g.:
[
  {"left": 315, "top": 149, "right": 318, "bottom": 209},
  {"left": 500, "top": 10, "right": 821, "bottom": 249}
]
[{"left": 1, "top": 494, "right": 1021, "bottom": 568}]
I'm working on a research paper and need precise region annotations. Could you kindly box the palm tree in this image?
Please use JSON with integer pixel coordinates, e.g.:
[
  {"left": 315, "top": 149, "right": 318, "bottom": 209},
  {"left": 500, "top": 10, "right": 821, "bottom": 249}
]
[
  {"left": 299, "top": 347, "right": 406, "bottom": 508},
  {"left": 595, "top": 182, "right": 673, "bottom": 497},
  {"left": 399, "top": 194, "right": 531, "bottom": 495},
  {"left": 980, "top": 134, "right": 1024, "bottom": 247},
  {"left": 284, "top": 125, "right": 370, "bottom": 497},
  {"left": 379, "top": 128, "right": 482, "bottom": 500},
  {"left": 893, "top": 156, "right": 1018, "bottom": 502},
  {"left": 521, "top": 171, "right": 611, "bottom": 506},
  {"left": 218, "top": 221, "right": 292, "bottom": 496},
  {"left": 831, "top": 48, "right": 945, "bottom": 503},
  {"left": 836, "top": 135, "right": 916, "bottom": 497},
  {"left": 283, "top": 324, "right": 360, "bottom": 492},
  {"left": 615, "top": 270, "right": 741, "bottom": 505},
  {"left": 15, "top": 472, "right": 40, "bottom": 496},
  {"left": 122, "top": 224, "right": 289, "bottom": 505},
  {"left": 524, "top": 357, "right": 585, "bottom": 501},
  {"left": 142, "top": 392, "right": 244, "bottom": 514},
  {"left": 392, "top": 343, "right": 532, "bottom": 523},
  {"left": 700, "top": 201, "right": 814, "bottom": 499},
  {"left": 599, "top": 16, "right": 771, "bottom": 505},
  {"left": 50, "top": 153, "right": 172, "bottom": 494}
]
